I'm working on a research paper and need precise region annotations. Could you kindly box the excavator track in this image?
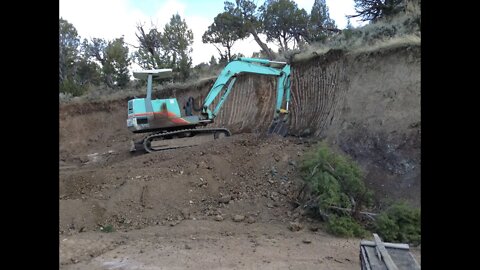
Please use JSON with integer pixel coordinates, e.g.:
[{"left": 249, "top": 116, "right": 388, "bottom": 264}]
[{"left": 140, "top": 128, "right": 231, "bottom": 153}]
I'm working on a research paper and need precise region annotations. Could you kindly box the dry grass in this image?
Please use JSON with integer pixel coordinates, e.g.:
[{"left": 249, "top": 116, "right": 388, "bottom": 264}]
[
  {"left": 351, "top": 34, "right": 420, "bottom": 54},
  {"left": 290, "top": 10, "right": 420, "bottom": 63},
  {"left": 60, "top": 76, "right": 218, "bottom": 105}
]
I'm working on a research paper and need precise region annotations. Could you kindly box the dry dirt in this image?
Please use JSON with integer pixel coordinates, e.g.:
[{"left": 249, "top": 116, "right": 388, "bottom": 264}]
[{"left": 59, "top": 132, "right": 420, "bottom": 269}]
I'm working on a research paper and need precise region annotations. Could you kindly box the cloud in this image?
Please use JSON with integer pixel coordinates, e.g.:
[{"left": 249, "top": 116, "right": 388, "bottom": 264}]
[{"left": 60, "top": 0, "right": 147, "bottom": 48}]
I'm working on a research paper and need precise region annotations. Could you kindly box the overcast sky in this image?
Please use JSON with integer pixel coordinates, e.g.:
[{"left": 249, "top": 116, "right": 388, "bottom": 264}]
[{"left": 60, "top": 0, "right": 365, "bottom": 66}]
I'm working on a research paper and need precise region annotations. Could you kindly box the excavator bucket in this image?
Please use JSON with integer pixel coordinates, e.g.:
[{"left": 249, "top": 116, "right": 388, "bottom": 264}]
[{"left": 268, "top": 119, "right": 289, "bottom": 137}]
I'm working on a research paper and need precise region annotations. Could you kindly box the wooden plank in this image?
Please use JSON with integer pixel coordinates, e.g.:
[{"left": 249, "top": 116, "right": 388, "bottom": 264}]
[
  {"left": 407, "top": 251, "right": 421, "bottom": 269},
  {"left": 360, "top": 240, "right": 410, "bottom": 250},
  {"left": 360, "top": 246, "right": 372, "bottom": 270},
  {"left": 373, "top": 234, "right": 399, "bottom": 270},
  {"left": 388, "top": 248, "right": 421, "bottom": 270},
  {"left": 364, "top": 246, "right": 387, "bottom": 270}
]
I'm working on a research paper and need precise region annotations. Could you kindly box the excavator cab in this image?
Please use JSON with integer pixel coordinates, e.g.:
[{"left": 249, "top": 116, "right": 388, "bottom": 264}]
[{"left": 127, "top": 69, "right": 203, "bottom": 134}]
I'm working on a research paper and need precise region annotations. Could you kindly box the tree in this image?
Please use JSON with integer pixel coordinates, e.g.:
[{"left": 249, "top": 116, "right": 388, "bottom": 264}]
[
  {"left": 134, "top": 23, "right": 166, "bottom": 69},
  {"left": 224, "top": 0, "right": 275, "bottom": 59},
  {"left": 348, "top": 0, "right": 406, "bottom": 22},
  {"left": 82, "top": 38, "right": 107, "bottom": 67},
  {"left": 162, "top": 14, "right": 194, "bottom": 81},
  {"left": 82, "top": 37, "right": 131, "bottom": 87},
  {"left": 209, "top": 55, "right": 218, "bottom": 66},
  {"left": 307, "top": 0, "right": 338, "bottom": 43},
  {"left": 259, "top": 0, "right": 309, "bottom": 52},
  {"left": 75, "top": 57, "right": 102, "bottom": 86},
  {"left": 104, "top": 37, "right": 131, "bottom": 87},
  {"left": 202, "top": 11, "right": 248, "bottom": 62},
  {"left": 59, "top": 18, "right": 80, "bottom": 84}
]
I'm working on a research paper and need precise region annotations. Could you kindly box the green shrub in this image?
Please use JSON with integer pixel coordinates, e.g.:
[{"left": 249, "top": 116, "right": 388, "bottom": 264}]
[
  {"left": 375, "top": 202, "right": 420, "bottom": 245},
  {"left": 60, "top": 78, "right": 88, "bottom": 97},
  {"left": 300, "top": 142, "right": 373, "bottom": 214},
  {"left": 299, "top": 142, "right": 374, "bottom": 237},
  {"left": 327, "top": 215, "right": 368, "bottom": 237}
]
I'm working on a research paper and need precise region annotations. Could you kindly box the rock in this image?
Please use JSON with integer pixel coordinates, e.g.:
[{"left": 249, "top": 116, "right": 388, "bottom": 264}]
[
  {"left": 214, "top": 215, "right": 224, "bottom": 221},
  {"left": 246, "top": 216, "right": 256, "bottom": 224},
  {"left": 300, "top": 128, "right": 311, "bottom": 137},
  {"left": 218, "top": 195, "right": 232, "bottom": 204},
  {"left": 197, "top": 161, "right": 211, "bottom": 169},
  {"left": 288, "top": 221, "right": 303, "bottom": 232},
  {"left": 288, "top": 160, "right": 297, "bottom": 166},
  {"left": 185, "top": 244, "right": 192, "bottom": 250},
  {"left": 233, "top": 215, "right": 245, "bottom": 222},
  {"left": 270, "top": 166, "right": 278, "bottom": 176},
  {"left": 270, "top": 191, "right": 279, "bottom": 201},
  {"left": 309, "top": 226, "right": 319, "bottom": 232},
  {"left": 278, "top": 189, "right": 287, "bottom": 196},
  {"left": 181, "top": 208, "right": 190, "bottom": 219},
  {"left": 302, "top": 239, "right": 312, "bottom": 244},
  {"left": 266, "top": 203, "right": 274, "bottom": 208}
]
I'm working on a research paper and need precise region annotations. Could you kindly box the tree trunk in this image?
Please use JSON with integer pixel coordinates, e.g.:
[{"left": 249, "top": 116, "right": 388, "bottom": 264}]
[
  {"left": 277, "top": 37, "right": 284, "bottom": 52},
  {"left": 105, "top": 74, "right": 115, "bottom": 88},
  {"left": 283, "top": 35, "right": 289, "bottom": 51},
  {"left": 249, "top": 30, "right": 275, "bottom": 60}
]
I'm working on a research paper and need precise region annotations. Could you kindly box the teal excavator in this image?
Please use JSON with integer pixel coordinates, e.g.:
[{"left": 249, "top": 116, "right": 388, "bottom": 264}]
[{"left": 127, "top": 57, "right": 291, "bottom": 152}]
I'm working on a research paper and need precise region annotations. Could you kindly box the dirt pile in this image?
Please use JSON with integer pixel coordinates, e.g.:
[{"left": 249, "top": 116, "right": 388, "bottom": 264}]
[{"left": 60, "top": 134, "right": 316, "bottom": 234}]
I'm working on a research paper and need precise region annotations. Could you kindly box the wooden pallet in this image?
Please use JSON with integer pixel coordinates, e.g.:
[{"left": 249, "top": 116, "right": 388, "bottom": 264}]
[{"left": 360, "top": 234, "right": 420, "bottom": 270}]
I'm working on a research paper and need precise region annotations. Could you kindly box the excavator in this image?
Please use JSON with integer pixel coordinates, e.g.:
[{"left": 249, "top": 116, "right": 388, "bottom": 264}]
[{"left": 127, "top": 57, "right": 291, "bottom": 153}]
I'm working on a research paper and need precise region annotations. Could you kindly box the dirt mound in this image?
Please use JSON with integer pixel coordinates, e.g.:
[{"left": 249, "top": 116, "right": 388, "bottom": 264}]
[{"left": 60, "top": 133, "right": 314, "bottom": 234}]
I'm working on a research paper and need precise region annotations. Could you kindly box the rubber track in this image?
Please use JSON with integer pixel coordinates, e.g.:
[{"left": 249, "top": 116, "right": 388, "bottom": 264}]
[{"left": 143, "top": 128, "right": 231, "bottom": 153}]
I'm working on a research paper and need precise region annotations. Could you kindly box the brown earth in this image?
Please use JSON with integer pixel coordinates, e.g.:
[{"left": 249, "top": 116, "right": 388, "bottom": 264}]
[{"left": 60, "top": 44, "right": 420, "bottom": 269}]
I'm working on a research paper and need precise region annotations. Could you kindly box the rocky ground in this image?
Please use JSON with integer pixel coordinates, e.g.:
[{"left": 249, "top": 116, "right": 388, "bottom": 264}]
[{"left": 59, "top": 133, "right": 420, "bottom": 269}]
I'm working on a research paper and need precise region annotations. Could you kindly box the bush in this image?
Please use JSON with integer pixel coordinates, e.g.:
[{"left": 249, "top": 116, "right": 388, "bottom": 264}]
[
  {"left": 299, "top": 142, "right": 374, "bottom": 237},
  {"left": 375, "top": 202, "right": 420, "bottom": 245},
  {"left": 60, "top": 78, "right": 88, "bottom": 97},
  {"left": 327, "top": 215, "right": 368, "bottom": 237},
  {"left": 300, "top": 142, "right": 373, "bottom": 215}
]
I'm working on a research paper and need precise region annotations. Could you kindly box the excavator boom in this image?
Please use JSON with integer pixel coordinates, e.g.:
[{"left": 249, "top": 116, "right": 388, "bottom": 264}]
[{"left": 202, "top": 57, "right": 291, "bottom": 123}]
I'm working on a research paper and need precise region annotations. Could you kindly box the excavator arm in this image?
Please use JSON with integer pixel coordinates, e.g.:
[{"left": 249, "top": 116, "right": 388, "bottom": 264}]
[{"left": 201, "top": 57, "right": 291, "bottom": 122}]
